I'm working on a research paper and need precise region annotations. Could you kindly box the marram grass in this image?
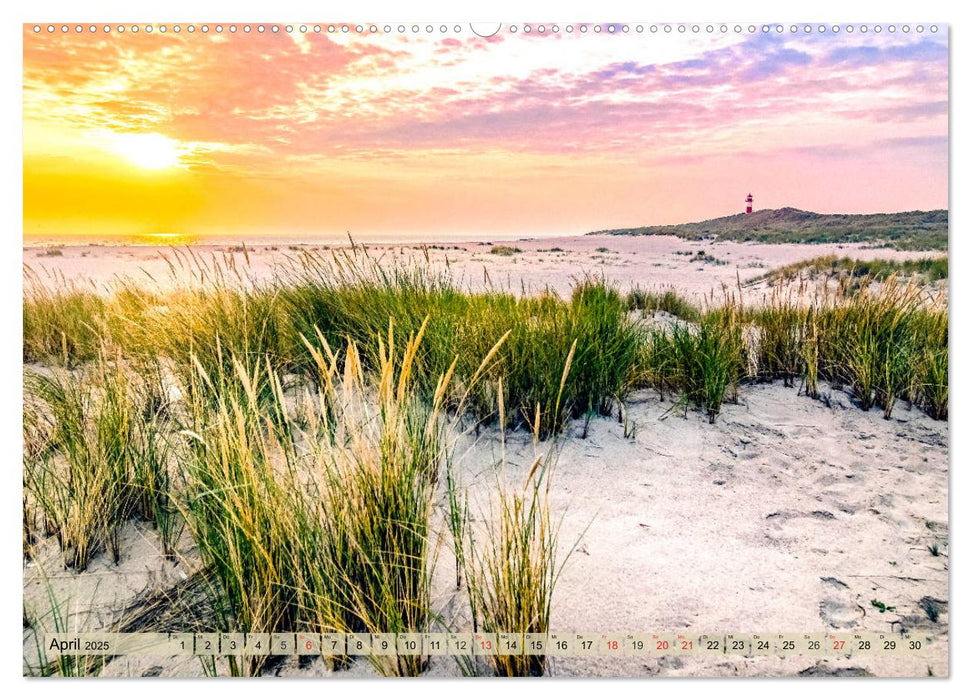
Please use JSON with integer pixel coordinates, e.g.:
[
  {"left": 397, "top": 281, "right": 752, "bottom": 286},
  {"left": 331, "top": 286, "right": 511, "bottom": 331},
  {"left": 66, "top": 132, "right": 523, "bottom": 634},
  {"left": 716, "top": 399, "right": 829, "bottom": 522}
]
[
  {"left": 452, "top": 346, "right": 577, "bottom": 676},
  {"left": 21, "top": 252, "right": 948, "bottom": 676},
  {"left": 24, "top": 250, "right": 948, "bottom": 428},
  {"left": 178, "top": 320, "right": 483, "bottom": 676},
  {"left": 23, "top": 351, "right": 179, "bottom": 570}
]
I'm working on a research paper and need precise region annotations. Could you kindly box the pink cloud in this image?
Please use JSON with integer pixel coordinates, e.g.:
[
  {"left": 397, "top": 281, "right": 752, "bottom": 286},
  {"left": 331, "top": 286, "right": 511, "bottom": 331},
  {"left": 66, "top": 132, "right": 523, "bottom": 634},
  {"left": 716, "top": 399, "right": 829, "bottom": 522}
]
[{"left": 23, "top": 26, "right": 949, "bottom": 232}]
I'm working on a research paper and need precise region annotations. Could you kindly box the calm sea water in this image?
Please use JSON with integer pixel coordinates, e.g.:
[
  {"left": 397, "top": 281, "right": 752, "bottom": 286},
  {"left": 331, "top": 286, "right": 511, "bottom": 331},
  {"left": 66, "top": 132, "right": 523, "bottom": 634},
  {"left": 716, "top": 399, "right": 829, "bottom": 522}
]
[{"left": 23, "top": 230, "right": 551, "bottom": 247}]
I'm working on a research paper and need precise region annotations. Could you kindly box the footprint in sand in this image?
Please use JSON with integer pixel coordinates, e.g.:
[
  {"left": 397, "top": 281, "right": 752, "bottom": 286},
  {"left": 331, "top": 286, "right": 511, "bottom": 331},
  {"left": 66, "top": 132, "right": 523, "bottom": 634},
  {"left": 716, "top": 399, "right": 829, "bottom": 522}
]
[{"left": 817, "top": 576, "right": 866, "bottom": 629}]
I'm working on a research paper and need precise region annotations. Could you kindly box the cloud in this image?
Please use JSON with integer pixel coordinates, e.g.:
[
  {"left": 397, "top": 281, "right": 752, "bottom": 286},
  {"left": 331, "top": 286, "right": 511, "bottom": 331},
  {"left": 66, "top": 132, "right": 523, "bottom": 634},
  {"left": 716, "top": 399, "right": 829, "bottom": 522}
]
[
  {"left": 741, "top": 46, "right": 813, "bottom": 80},
  {"left": 824, "top": 37, "right": 948, "bottom": 67},
  {"left": 839, "top": 101, "right": 948, "bottom": 123},
  {"left": 872, "top": 134, "right": 948, "bottom": 150},
  {"left": 23, "top": 27, "right": 948, "bottom": 194}
]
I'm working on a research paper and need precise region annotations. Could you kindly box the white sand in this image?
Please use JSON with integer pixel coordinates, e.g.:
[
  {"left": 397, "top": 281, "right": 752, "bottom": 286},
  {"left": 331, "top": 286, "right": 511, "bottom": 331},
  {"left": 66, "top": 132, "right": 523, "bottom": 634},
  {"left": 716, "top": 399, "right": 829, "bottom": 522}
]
[
  {"left": 23, "top": 382, "right": 948, "bottom": 678},
  {"left": 474, "top": 383, "right": 949, "bottom": 677}
]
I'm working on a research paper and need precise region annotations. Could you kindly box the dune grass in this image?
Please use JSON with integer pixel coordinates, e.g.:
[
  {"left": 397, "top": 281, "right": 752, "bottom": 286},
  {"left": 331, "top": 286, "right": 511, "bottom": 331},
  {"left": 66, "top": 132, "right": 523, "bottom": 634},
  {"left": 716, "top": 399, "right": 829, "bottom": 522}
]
[
  {"left": 293, "top": 324, "right": 452, "bottom": 677},
  {"left": 738, "top": 278, "right": 947, "bottom": 419},
  {"left": 626, "top": 288, "right": 702, "bottom": 322},
  {"left": 750, "top": 294, "right": 805, "bottom": 388},
  {"left": 177, "top": 320, "right": 468, "bottom": 676},
  {"left": 454, "top": 356, "right": 575, "bottom": 677},
  {"left": 756, "top": 254, "right": 948, "bottom": 286},
  {"left": 276, "top": 253, "right": 640, "bottom": 437},
  {"left": 23, "top": 273, "right": 107, "bottom": 368},
  {"left": 179, "top": 354, "right": 301, "bottom": 676},
  {"left": 489, "top": 245, "right": 523, "bottom": 256},
  {"left": 23, "top": 251, "right": 947, "bottom": 432},
  {"left": 21, "top": 250, "right": 948, "bottom": 675},
  {"left": 463, "top": 453, "right": 562, "bottom": 676},
  {"left": 23, "top": 353, "right": 178, "bottom": 569},
  {"left": 664, "top": 309, "right": 746, "bottom": 423},
  {"left": 817, "top": 282, "right": 944, "bottom": 419},
  {"left": 913, "top": 310, "right": 949, "bottom": 420}
]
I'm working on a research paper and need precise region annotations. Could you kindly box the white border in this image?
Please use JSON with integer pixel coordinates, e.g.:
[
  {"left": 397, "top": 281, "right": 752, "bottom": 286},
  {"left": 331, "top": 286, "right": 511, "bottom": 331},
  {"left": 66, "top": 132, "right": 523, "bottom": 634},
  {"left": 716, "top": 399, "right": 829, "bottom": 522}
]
[{"left": 5, "top": 1, "right": 963, "bottom": 698}]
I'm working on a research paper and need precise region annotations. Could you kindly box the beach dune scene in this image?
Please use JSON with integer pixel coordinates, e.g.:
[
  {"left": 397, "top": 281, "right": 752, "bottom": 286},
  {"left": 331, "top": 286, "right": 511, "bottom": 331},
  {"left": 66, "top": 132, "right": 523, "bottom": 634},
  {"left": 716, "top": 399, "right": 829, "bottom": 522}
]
[{"left": 22, "top": 22, "right": 948, "bottom": 679}]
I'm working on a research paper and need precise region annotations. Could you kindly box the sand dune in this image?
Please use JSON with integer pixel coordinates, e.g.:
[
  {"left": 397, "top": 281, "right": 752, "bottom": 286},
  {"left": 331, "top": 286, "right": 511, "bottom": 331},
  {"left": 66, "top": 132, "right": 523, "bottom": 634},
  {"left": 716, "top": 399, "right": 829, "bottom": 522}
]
[
  {"left": 22, "top": 236, "right": 948, "bottom": 678},
  {"left": 24, "top": 381, "right": 948, "bottom": 677}
]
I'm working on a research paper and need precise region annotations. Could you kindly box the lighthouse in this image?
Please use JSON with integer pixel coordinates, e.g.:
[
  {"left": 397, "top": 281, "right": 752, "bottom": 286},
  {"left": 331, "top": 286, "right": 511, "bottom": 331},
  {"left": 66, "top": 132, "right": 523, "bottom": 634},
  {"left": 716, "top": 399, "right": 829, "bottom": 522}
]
[{"left": 745, "top": 193, "right": 754, "bottom": 214}]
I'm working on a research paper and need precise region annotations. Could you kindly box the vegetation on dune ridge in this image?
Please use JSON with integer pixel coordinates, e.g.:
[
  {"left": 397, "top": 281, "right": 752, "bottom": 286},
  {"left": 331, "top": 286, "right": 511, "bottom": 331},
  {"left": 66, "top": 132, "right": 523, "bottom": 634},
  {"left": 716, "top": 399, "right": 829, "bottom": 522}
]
[
  {"left": 752, "top": 254, "right": 948, "bottom": 287},
  {"left": 23, "top": 248, "right": 947, "bottom": 429},
  {"left": 588, "top": 208, "right": 948, "bottom": 251},
  {"left": 489, "top": 245, "right": 523, "bottom": 256},
  {"left": 626, "top": 288, "right": 702, "bottom": 322},
  {"left": 24, "top": 353, "right": 179, "bottom": 570}
]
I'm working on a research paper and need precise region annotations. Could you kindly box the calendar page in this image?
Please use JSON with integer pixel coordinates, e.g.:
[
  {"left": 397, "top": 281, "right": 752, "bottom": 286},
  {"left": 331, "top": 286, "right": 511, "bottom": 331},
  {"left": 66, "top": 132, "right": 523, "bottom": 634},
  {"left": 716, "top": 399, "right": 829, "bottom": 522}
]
[{"left": 21, "top": 13, "right": 949, "bottom": 681}]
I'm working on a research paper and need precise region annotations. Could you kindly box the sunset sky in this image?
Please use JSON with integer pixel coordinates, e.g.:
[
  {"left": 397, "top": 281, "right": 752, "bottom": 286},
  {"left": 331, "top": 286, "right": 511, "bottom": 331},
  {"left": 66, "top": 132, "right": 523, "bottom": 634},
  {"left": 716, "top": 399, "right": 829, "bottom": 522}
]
[{"left": 23, "top": 25, "right": 948, "bottom": 241}]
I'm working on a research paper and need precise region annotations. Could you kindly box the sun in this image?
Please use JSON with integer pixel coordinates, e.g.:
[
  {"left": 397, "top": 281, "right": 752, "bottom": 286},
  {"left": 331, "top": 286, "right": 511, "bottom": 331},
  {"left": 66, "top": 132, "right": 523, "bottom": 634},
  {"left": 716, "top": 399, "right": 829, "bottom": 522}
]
[{"left": 110, "top": 132, "right": 182, "bottom": 170}]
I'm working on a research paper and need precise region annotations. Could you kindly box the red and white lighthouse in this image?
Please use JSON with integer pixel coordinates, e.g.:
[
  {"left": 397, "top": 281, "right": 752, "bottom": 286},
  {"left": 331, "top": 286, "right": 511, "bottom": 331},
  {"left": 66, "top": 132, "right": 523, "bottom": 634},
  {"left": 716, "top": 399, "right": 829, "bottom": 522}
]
[{"left": 745, "top": 193, "right": 754, "bottom": 214}]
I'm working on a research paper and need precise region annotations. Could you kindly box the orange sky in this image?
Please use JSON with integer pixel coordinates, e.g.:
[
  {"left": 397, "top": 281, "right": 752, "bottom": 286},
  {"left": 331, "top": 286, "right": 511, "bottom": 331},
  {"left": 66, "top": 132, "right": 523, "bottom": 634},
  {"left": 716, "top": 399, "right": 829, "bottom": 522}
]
[{"left": 23, "top": 24, "right": 949, "bottom": 240}]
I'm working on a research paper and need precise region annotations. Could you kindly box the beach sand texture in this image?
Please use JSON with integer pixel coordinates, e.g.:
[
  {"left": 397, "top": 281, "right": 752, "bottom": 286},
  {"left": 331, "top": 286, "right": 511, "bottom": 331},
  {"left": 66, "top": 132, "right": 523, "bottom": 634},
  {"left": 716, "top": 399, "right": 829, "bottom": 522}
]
[{"left": 23, "top": 382, "right": 948, "bottom": 677}]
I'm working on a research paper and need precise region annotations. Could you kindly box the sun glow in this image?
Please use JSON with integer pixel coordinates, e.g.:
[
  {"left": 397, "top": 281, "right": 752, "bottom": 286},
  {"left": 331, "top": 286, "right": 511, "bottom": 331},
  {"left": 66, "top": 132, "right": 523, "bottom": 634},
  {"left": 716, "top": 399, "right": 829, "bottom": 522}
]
[{"left": 109, "top": 132, "right": 182, "bottom": 170}]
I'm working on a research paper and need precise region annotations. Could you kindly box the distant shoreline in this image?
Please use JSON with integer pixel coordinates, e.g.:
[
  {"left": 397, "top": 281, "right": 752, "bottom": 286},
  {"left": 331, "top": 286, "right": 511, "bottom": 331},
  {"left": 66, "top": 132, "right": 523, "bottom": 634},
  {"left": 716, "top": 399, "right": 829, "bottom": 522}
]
[
  {"left": 21, "top": 231, "right": 571, "bottom": 249},
  {"left": 24, "top": 207, "right": 947, "bottom": 251}
]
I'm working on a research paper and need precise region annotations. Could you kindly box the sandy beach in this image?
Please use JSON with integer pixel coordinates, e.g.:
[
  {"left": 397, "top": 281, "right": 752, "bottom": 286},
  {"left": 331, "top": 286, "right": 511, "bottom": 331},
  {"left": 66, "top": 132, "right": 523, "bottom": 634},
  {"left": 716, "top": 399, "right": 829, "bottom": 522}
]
[
  {"left": 24, "top": 379, "right": 949, "bottom": 677},
  {"left": 23, "top": 235, "right": 941, "bottom": 302}
]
